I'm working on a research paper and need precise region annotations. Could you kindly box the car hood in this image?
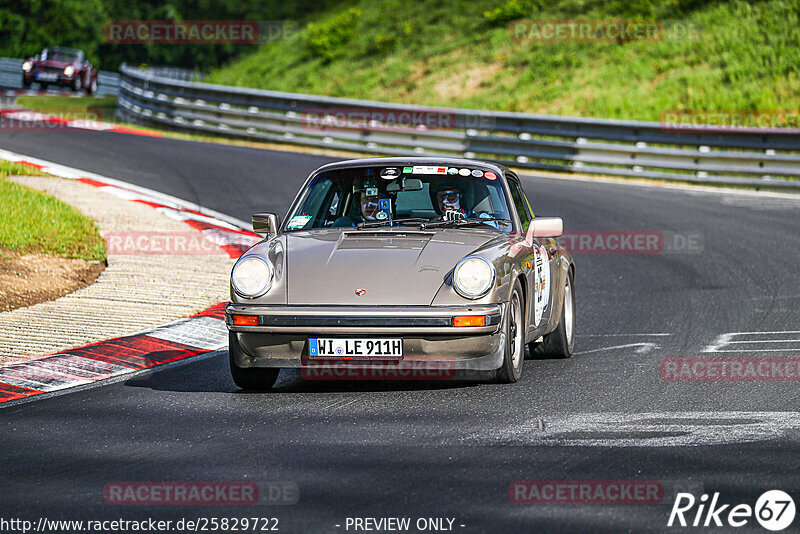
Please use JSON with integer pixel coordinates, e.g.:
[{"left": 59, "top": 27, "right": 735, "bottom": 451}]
[
  {"left": 34, "top": 60, "right": 74, "bottom": 68},
  {"left": 285, "top": 229, "right": 496, "bottom": 305}
]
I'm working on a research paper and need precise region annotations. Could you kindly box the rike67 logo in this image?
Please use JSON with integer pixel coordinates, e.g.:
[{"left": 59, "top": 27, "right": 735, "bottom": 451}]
[{"left": 668, "top": 490, "right": 796, "bottom": 531}]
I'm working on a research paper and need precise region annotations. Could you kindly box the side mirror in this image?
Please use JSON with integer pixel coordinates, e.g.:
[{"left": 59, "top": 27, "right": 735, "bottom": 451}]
[
  {"left": 252, "top": 213, "right": 280, "bottom": 238},
  {"left": 526, "top": 217, "right": 563, "bottom": 243}
]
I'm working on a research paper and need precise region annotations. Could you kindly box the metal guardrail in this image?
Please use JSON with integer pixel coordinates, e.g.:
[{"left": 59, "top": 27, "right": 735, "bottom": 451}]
[
  {"left": 0, "top": 57, "right": 119, "bottom": 96},
  {"left": 120, "top": 64, "right": 799, "bottom": 189}
]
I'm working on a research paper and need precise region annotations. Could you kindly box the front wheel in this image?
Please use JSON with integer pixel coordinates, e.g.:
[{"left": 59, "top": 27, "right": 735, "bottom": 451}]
[
  {"left": 71, "top": 75, "right": 82, "bottom": 92},
  {"left": 495, "top": 279, "right": 525, "bottom": 383},
  {"left": 531, "top": 268, "right": 575, "bottom": 359},
  {"left": 229, "top": 332, "right": 280, "bottom": 390},
  {"left": 87, "top": 77, "right": 97, "bottom": 95},
  {"left": 39, "top": 82, "right": 48, "bottom": 90}
]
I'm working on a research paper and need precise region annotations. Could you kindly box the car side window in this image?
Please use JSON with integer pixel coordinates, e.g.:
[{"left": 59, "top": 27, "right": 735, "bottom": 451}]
[
  {"left": 508, "top": 179, "right": 532, "bottom": 232},
  {"left": 294, "top": 179, "right": 333, "bottom": 228}
]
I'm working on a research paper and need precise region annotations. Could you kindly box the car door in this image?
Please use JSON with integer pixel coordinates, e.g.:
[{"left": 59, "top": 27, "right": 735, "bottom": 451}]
[
  {"left": 510, "top": 174, "right": 562, "bottom": 335},
  {"left": 505, "top": 175, "right": 539, "bottom": 335}
]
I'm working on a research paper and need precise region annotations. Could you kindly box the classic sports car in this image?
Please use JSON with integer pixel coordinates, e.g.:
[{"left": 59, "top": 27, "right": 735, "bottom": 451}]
[
  {"left": 226, "top": 157, "right": 575, "bottom": 389},
  {"left": 22, "top": 47, "right": 98, "bottom": 93}
]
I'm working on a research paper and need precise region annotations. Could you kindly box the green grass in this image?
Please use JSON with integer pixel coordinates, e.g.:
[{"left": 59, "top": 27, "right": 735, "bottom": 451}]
[
  {"left": 0, "top": 169, "right": 106, "bottom": 261},
  {"left": 0, "top": 160, "right": 47, "bottom": 178},
  {"left": 16, "top": 95, "right": 117, "bottom": 123},
  {"left": 207, "top": 0, "right": 800, "bottom": 121},
  {"left": 15, "top": 95, "right": 116, "bottom": 111}
]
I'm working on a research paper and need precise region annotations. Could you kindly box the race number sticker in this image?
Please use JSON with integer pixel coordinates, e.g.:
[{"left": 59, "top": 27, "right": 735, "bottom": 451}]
[
  {"left": 533, "top": 245, "right": 551, "bottom": 326},
  {"left": 539, "top": 245, "right": 551, "bottom": 312}
]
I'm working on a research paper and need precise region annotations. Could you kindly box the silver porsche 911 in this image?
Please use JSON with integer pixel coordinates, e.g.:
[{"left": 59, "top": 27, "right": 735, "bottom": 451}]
[{"left": 225, "top": 157, "right": 575, "bottom": 389}]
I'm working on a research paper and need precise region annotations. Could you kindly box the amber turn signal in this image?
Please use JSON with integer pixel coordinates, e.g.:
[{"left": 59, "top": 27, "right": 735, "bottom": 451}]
[
  {"left": 452, "top": 315, "right": 486, "bottom": 327},
  {"left": 232, "top": 314, "right": 259, "bottom": 326}
]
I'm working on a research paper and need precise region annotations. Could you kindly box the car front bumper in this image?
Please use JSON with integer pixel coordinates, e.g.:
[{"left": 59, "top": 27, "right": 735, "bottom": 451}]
[
  {"left": 226, "top": 304, "right": 507, "bottom": 376},
  {"left": 25, "top": 71, "right": 74, "bottom": 85}
]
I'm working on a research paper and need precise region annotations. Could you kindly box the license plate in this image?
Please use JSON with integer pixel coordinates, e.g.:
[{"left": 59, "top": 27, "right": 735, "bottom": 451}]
[
  {"left": 37, "top": 72, "right": 57, "bottom": 81},
  {"left": 309, "top": 338, "right": 403, "bottom": 359}
]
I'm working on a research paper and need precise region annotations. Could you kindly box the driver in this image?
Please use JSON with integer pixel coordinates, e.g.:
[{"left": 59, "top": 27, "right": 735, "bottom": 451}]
[
  {"left": 431, "top": 180, "right": 499, "bottom": 228},
  {"left": 431, "top": 182, "right": 470, "bottom": 218},
  {"left": 436, "top": 187, "right": 463, "bottom": 214},
  {"left": 360, "top": 190, "right": 382, "bottom": 221}
]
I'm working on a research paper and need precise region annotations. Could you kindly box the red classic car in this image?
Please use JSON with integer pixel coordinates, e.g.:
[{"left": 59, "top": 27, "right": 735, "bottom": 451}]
[{"left": 22, "top": 47, "right": 98, "bottom": 94}]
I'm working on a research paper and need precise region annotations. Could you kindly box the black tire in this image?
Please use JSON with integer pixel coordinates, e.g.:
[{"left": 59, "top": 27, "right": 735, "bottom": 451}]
[
  {"left": 87, "top": 77, "right": 97, "bottom": 95},
  {"left": 495, "top": 279, "right": 525, "bottom": 383},
  {"left": 229, "top": 332, "right": 280, "bottom": 390},
  {"left": 71, "top": 75, "right": 82, "bottom": 92},
  {"left": 531, "top": 268, "right": 575, "bottom": 359},
  {"left": 22, "top": 77, "right": 31, "bottom": 88},
  {"left": 39, "top": 82, "right": 48, "bottom": 90}
]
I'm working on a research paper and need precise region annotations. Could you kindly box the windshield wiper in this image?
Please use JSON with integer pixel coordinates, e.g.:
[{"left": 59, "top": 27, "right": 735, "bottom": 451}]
[
  {"left": 356, "top": 217, "right": 431, "bottom": 229},
  {"left": 420, "top": 217, "right": 511, "bottom": 230}
]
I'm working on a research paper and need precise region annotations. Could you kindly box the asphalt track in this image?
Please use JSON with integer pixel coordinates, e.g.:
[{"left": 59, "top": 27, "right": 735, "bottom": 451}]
[{"left": 2, "top": 128, "right": 800, "bottom": 532}]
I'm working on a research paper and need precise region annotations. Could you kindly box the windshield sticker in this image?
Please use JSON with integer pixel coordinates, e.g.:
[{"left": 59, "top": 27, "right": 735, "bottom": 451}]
[
  {"left": 485, "top": 171, "right": 497, "bottom": 180},
  {"left": 381, "top": 167, "right": 400, "bottom": 179},
  {"left": 403, "top": 166, "right": 413, "bottom": 173},
  {"left": 287, "top": 215, "right": 312, "bottom": 229},
  {"left": 471, "top": 169, "right": 484, "bottom": 177},
  {"left": 459, "top": 168, "right": 471, "bottom": 176},
  {"left": 412, "top": 166, "right": 447, "bottom": 175},
  {"left": 447, "top": 167, "right": 459, "bottom": 175}
]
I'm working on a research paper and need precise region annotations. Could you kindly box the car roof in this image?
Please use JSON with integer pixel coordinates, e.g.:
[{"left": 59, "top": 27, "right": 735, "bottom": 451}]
[
  {"left": 44, "top": 46, "right": 82, "bottom": 54},
  {"left": 312, "top": 157, "right": 511, "bottom": 177}
]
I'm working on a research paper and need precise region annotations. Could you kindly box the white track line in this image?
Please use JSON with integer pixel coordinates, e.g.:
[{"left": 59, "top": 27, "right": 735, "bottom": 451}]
[
  {"left": 575, "top": 342, "right": 659, "bottom": 355},
  {"left": 0, "top": 148, "right": 251, "bottom": 230},
  {"left": 703, "top": 331, "right": 800, "bottom": 353},
  {"left": 465, "top": 412, "right": 800, "bottom": 447}
]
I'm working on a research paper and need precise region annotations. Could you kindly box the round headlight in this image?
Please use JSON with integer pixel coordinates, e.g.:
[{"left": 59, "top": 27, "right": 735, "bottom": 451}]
[
  {"left": 22, "top": 61, "right": 32, "bottom": 72},
  {"left": 453, "top": 256, "right": 495, "bottom": 299},
  {"left": 64, "top": 65, "right": 75, "bottom": 76},
  {"left": 231, "top": 255, "right": 273, "bottom": 298}
]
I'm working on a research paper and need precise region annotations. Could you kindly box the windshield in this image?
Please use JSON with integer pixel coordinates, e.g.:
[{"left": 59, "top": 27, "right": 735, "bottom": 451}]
[
  {"left": 284, "top": 165, "right": 513, "bottom": 232},
  {"left": 41, "top": 48, "right": 80, "bottom": 62}
]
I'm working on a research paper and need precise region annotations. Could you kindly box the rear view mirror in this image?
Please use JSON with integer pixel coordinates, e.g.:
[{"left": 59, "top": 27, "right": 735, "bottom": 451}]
[
  {"left": 526, "top": 217, "right": 563, "bottom": 243},
  {"left": 252, "top": 213, "right": 280, "bottom": 238},
  {"left": 387, "top": 178, "right": 423, "bottom": 193}
]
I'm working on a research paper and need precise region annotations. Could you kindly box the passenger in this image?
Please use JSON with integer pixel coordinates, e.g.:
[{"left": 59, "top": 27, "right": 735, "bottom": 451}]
[{"left": 332, "top": 190, "right": 391, "bottom": 226}]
